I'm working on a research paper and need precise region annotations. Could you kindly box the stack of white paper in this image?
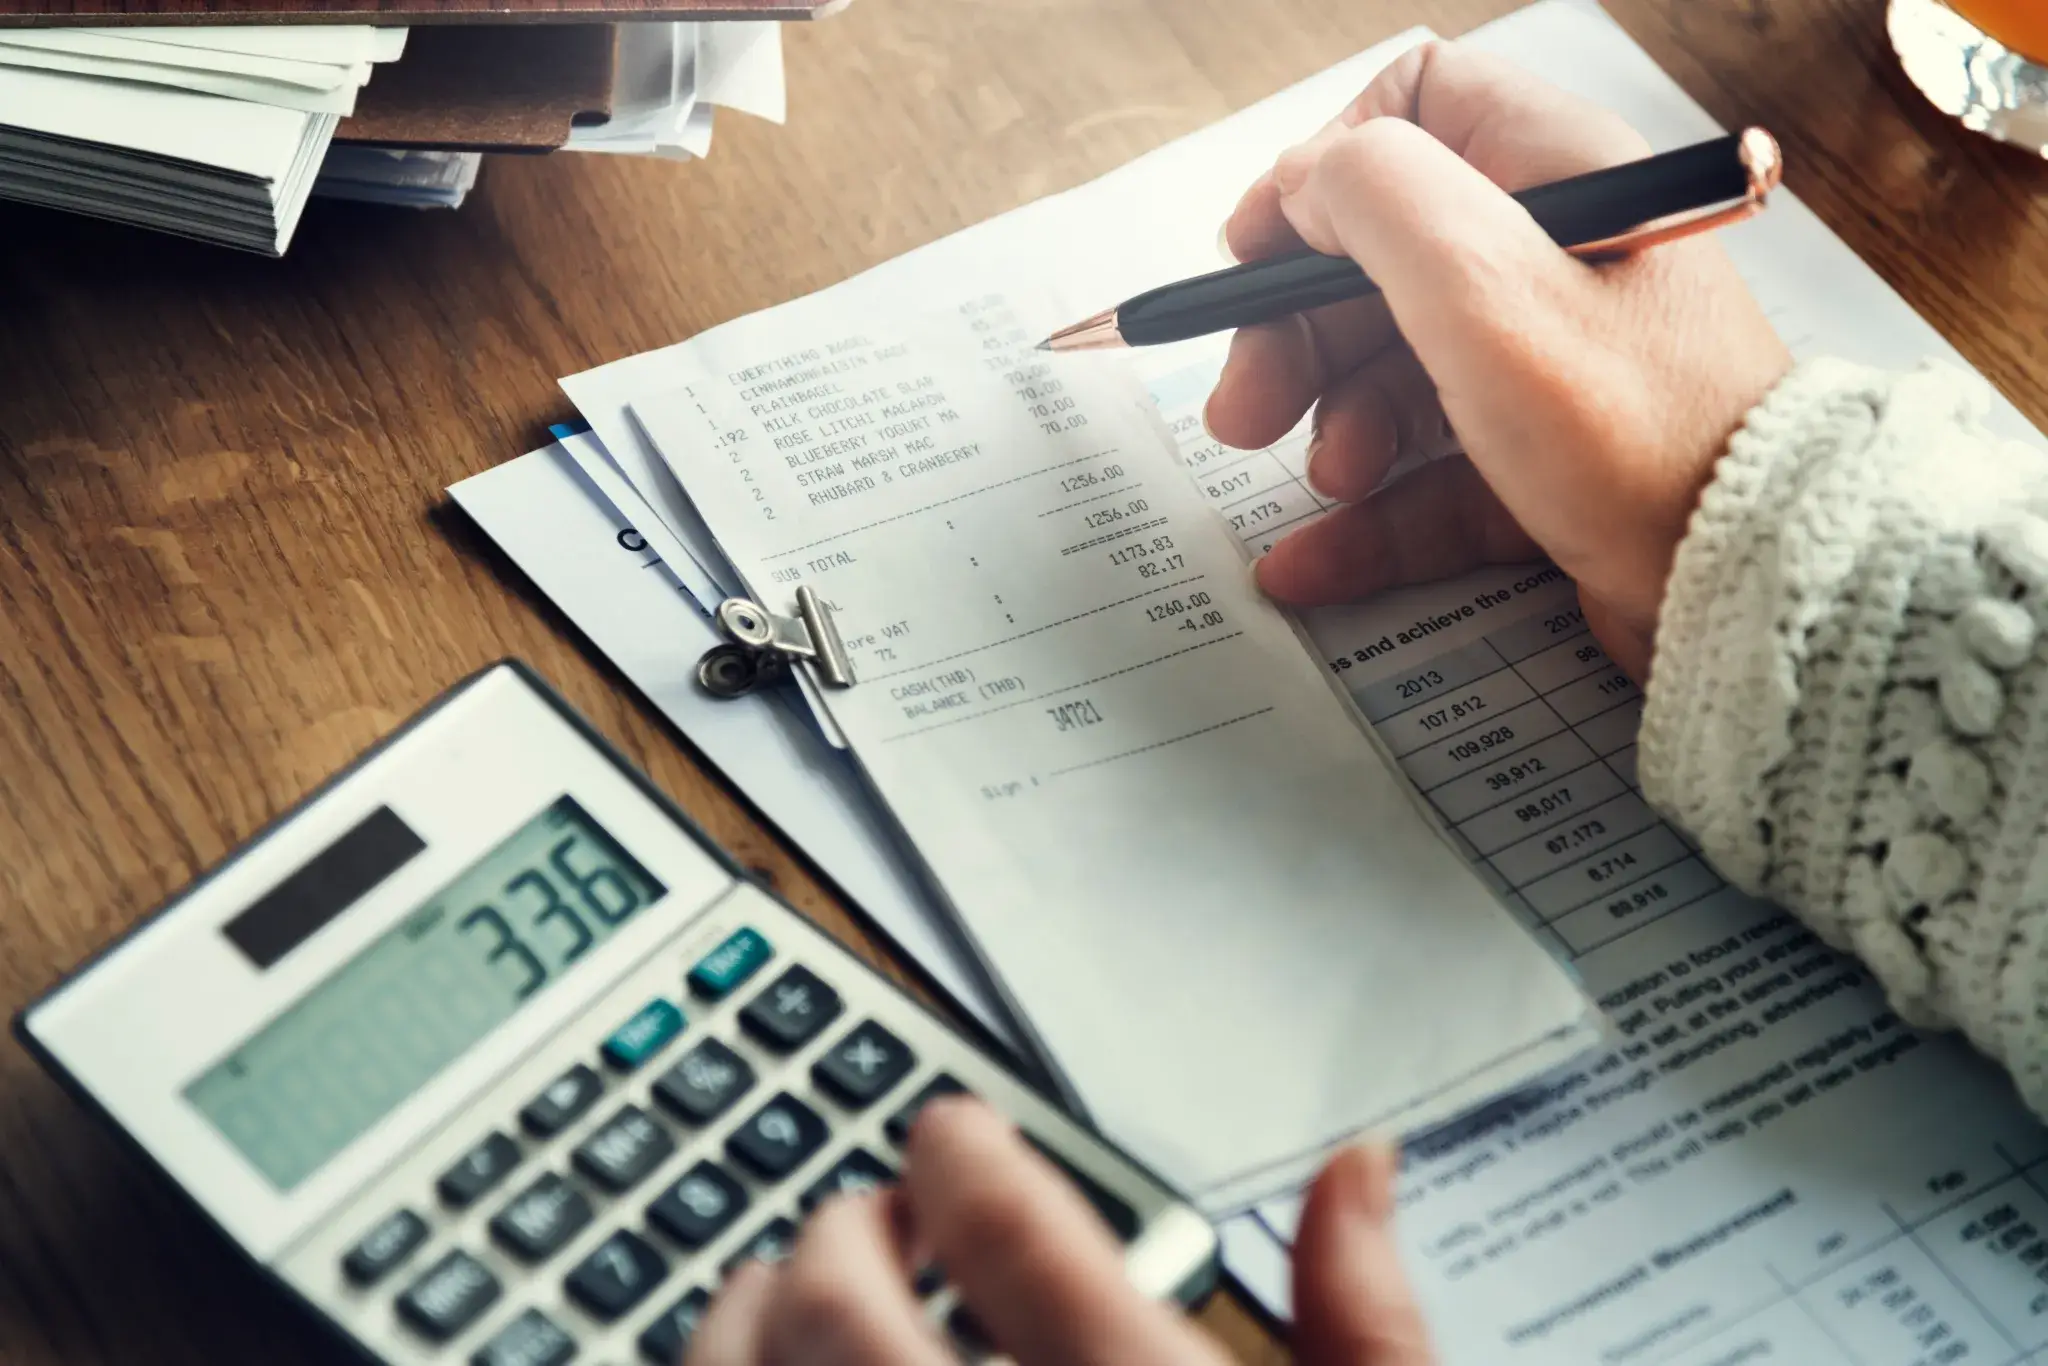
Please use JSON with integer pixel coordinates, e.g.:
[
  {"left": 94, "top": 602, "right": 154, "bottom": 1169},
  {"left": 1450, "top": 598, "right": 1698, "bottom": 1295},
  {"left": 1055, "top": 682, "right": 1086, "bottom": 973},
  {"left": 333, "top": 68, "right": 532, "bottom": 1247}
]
[{"left": 0, "top": 60, "right": 340, "bottom": 253}]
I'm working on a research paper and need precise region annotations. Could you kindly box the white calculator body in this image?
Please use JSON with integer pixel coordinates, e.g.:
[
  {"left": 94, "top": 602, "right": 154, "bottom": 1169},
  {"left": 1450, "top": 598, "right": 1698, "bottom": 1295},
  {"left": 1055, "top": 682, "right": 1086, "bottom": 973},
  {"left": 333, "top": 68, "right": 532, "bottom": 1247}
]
[{"left": 17, "top": 662, "right": 1218, "bottom": 1366}]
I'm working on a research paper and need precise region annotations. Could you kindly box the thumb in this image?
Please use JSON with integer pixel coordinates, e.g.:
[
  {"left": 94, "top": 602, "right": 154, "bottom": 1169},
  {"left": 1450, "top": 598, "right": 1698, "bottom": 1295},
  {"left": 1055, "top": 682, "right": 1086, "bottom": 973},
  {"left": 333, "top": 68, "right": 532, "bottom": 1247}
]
[
  {"left": 1277, "top": 116, "right": 1581, "bottom": 384},
  {"left": 1292, "top": 1144, "right": 1434, "bottom": 1366}
]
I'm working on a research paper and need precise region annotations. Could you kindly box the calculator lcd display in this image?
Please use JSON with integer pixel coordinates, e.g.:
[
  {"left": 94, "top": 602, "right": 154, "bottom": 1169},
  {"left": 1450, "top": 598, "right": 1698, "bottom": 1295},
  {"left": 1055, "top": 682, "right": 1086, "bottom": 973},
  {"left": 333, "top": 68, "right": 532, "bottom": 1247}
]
[{"left": 183, "top": 795, "right": 667, "bottom": 1191}]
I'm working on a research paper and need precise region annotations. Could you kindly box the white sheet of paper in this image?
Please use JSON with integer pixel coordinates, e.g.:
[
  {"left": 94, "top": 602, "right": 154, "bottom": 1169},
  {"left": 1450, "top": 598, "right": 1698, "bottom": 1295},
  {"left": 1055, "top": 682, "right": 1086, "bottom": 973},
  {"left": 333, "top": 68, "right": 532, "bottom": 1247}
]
[
  {"left": 624, "top": 282, "right": 1596, "bottom": 1210},
  {"left": 0, "top": 28, "right": 372, "bottom": 87},
  {"left": 0, "top": 45, "right": 369, "bottom": 114},
  {"left": 447, "top": 435, "right": 1020, "bottom": 1052},
  {"left": 52, "top": 24, "right": 404, "bottom": 66},
  {"left": 698, "top": 21, "right": 783, "bottom": 123},
  {"left": 0, "top": 63, "right": 318, "bottom": 181}
]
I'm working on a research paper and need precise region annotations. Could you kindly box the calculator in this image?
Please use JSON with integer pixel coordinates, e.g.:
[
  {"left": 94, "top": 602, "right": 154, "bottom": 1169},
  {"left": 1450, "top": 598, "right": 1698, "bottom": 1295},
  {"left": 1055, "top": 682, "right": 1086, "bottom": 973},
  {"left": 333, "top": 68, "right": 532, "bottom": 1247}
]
[{"left": 15, "top": 661, "right": 1218, "bottom": 1366}]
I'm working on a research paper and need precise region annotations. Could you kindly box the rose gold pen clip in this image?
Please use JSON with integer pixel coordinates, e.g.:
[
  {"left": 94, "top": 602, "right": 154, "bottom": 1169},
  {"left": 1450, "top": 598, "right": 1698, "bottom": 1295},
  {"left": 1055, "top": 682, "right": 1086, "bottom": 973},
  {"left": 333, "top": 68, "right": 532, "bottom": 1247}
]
[{"left": 1570, "top": 126, "right": 1783, "bottom": 260}]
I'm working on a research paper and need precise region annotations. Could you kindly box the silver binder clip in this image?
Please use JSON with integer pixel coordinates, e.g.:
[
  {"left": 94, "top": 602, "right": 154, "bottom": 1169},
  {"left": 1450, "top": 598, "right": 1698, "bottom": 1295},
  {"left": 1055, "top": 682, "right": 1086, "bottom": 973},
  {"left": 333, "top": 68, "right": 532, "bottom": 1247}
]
[{"left": 696, "top": 586, "right": 856, "bottom": 699}]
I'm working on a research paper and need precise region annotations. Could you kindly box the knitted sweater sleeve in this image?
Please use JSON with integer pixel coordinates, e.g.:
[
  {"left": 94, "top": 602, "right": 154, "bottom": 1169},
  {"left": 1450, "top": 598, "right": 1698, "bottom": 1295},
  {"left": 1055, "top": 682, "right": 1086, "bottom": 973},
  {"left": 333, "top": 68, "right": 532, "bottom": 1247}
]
[{"left": 1638, "top": 357, "right": 2048, "bottom": 1115}]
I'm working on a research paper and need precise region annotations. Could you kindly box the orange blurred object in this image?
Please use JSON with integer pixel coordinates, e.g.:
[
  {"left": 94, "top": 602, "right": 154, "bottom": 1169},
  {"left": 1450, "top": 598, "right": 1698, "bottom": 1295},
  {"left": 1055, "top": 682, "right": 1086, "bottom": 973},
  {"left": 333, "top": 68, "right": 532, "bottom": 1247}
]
[{"left": 1950, "top": 0, "right": 2048, "bottom": 60}]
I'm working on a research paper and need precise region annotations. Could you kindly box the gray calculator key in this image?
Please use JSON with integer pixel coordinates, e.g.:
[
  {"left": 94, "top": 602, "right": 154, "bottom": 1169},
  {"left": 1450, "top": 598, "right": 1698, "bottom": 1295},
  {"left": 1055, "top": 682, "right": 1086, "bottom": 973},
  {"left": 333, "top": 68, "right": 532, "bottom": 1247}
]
[
  {"left": 440, "top": 1131, "right": 522, "bottom": 1208},
  {"left": 720, "top": 1217, "right": 798, "bottom": 1276},
  {"left": 738, "top": 964, "right": 842, "bottom": 1052},
  {"left": 647, "top": 1161, "right": 749, "bottom": 1249},
  {"left": 490, "top": 1172, "right": 595, "bottom": 1263},
  {"left": 811, "top": 1021, "right": 917, "bottom": 1109},
  {"left": 470, "top": 1307, "right": 577, "bottom": 1366},
  {"left": 638, "top": 1287, "right": 710, "bottom": 1365},
  {"left": 725, "top": 1093, "right": 828, "bottom": 1179},
  {"left": 800, "top": 1148, "right": 895, "bottom": 1213},
  {"left": 342, "top": 1208, "right": 428, "bottom": 1286},
  {"left": 565, "top": 1230, "right": 668, "bottom": 1322},
  {"left": 522, "top": 1063, "right": 604, "bottom": 1137},
  {"left": 884, "top": 1074, "right": 968, "bottom": 1146},
  {"left": 651, "top": 1038, "right": 755, "bottom": 1125},
  {"left": 573, "top": 1106, "right": 675, "bottom": 1193},
  {"left": 1022, "top": 1135, "right": 1140, "bottom": 1240},
  {"left": 397, "top": 1249, "right": 503, "bottom": 1341}
]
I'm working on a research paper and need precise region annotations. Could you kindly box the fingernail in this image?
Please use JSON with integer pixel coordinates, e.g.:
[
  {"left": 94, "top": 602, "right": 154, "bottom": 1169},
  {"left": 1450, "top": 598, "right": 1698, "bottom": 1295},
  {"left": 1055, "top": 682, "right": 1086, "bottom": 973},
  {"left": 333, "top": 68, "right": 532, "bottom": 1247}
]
[
  {"left": 1303, "top": 432, "right": 1334, "bottom": 498},
  {"left": 1201, "top": 394, "right": 1221, "bottom": 442},
  {"left": 1274, "top": 142, "right": 1316, "bottom": 194},
  {"left": 1345, "top": 1139, "right": 1400, "bottom": 1225},
  {"left": 1216, "top": 221, "right": 1236, "bottom": 263}
]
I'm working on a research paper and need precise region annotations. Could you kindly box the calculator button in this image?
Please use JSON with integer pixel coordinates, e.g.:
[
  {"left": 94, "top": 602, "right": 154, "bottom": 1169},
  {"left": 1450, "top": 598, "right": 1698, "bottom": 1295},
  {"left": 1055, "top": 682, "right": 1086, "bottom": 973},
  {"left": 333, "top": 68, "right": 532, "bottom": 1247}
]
[
  {"left": 811, "top": 1021, "right": 917, "bottom": 1109},
  {"left": 738, "top": 965, "right": 842, "bottom": 1052},
  {"left": 470, "top": 1307, "right": 577, "bottom": 1366},
  {"left": 439, "top": 1131, "right": 522, "bottom": 1208},
  {"left": 573, "top": 1106, "right": 676, "bottom": 1193},
  {"left": 490, "top": 1172, "right": 595, "bottom": 1263},
  {"left": 637, "top": 1287, "right": 711, "bottom": 1365},
  {"left": 651, "top": 1038, "right": 756, "bottom": 1125},
  {"left": 799, "top": 1148, "right": 896, "bottom": 1212},
  {"left": 603, "top": 999, "right": 687, "bottom": 1071},
  {"left": 341, "top": 1208, "right": 428, "bottom": 1286},
  {"left": 522, "top": 1063, "right": 604, "bottom": 1137},
  {"left": 689, "top": 926, "right": 774, "bottom": 1000},
  {"left": 726, "top": 1093, "right": 830, "bottom": 1179},
  {"left": 647, "top": 1161, "right": 750, "bottom": 1249},
  {"left": 720, "top": 1217, "right": 799, "bottom": 1276},
  {"left": 397, "top": 1249, "right": 503, "bottom": 1341},
  {"left": 884, "top": 1074, "right": 969, "bottom": 1146},
  {"left": 565, "top": 1229, "right": 669, "bottom": 1322},
  {"left": 949, "top": 1305, "right": 994, "bottom": 1355},
  {"left": 1023, "top": 1135, "right": 1140, "bottom": 1240}
]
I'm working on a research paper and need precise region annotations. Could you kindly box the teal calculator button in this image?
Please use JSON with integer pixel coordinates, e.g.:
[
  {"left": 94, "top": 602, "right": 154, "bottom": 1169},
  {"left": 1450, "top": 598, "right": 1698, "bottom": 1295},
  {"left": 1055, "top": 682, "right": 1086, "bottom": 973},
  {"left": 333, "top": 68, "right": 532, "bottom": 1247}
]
[
  {"left": 689, "top": 928, "right": 773, "bottom": 1000},
  {"left": 602, "top": 999, "right": 685, "bottom": 1070}
]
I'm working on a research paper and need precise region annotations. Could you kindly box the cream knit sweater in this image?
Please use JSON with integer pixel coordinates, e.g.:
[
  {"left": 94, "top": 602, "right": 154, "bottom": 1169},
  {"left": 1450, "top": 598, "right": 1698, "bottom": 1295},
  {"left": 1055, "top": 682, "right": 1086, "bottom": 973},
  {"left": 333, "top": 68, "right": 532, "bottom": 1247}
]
[{"left": 1639, "top": 357, "right": 2048, "bottom": 1116}]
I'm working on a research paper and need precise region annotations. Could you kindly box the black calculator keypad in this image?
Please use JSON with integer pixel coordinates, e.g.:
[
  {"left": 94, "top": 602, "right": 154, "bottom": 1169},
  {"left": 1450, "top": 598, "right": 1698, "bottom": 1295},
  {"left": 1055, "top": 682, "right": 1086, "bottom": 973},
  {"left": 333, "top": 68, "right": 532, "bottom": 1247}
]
[
  {"left": 342, "top": 1208, "right": 428, "bottom": 1286},
  {"left": 398, "top": 1249, "right": 503, "bottom": 1341},
  {"left": 637, "top": 1287, "right": 711, "bottom": 1365},
  {"left": 800, "top": 1148, "right": 895, "bottom": 1212},
  {"left": 470, "top": 1307, "right": 578, "bottom": 1366},
  {"left": 651, "top": 1038, "right": 755, "bottom": 1125},
  {"left": 439, "top": 1131, "right": 522, "bottom": 1208},
  {"left": 491, "top": 1172, "right": 595, "bottom": 1263},
  {"left": 565, "top": 1229, "right": 669, "bottom": 1322},
  {"left": 885, "top": 1074, "right": 969, "bottom": 1146},
  {"left": 521, "top": 1063, "right": 604, "bottom": 1138},
  {"left": 721, "top": 1217, "right": 799, "bottom": 1275},
  {"left": 811, "top": 1021, "right": 917, "bottom": 1109},
  {"left": 647, "top": 1161, "right": 750, "bottom": 1249},
  {"left": 726, "top": 1093, "right": 830, "bottom": 1179},
  {"left": 739, "top": 965, "right": 842, "bottom": 1051},
  {"left": 573, "top": 1105, "right": 676, "bottom": 1193}
]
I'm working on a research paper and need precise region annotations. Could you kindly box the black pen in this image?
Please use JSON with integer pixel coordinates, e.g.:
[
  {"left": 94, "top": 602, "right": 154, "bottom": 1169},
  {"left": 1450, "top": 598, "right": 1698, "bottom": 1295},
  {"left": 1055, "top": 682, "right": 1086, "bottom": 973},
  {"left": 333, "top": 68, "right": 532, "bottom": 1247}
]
[{"left": 1037, "top": 127, "right": 1782, "bottom": 352}]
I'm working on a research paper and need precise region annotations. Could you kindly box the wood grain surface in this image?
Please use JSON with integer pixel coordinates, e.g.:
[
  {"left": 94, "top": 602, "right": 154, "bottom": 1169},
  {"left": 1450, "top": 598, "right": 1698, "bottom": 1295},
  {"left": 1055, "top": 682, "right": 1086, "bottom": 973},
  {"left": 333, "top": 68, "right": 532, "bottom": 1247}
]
[{"left": 2, "top": 1, "right": 2047, "bottom": 1363}]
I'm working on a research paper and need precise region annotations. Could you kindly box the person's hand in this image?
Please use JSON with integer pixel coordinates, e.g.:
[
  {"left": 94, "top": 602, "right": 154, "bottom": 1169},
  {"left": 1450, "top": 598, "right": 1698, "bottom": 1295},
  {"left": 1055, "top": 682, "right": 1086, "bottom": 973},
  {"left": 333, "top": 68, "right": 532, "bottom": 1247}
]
[
  {"left": 689, "top": 1097, "right": 1434, "bottom": 1366},
  {"left": 1205, "top": 43, "right": 1794, "bottom": 680}
]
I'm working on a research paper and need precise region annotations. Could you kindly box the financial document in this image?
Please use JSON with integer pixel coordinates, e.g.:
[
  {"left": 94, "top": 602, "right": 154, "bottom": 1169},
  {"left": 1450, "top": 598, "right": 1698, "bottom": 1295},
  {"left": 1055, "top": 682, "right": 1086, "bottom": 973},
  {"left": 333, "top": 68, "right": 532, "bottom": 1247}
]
[
  {"left": 448, "top": 432, "right": 1017, "bottom": 1051},
  {"left": 623, "top": 285, "right": 1594, "bottom": 1210},
  {"left": 526, "top": 0, "right": 2048, "bottom": 1350},
  {"left": 1142, "top": 5, "right": 2048, "bottom": 1362}
]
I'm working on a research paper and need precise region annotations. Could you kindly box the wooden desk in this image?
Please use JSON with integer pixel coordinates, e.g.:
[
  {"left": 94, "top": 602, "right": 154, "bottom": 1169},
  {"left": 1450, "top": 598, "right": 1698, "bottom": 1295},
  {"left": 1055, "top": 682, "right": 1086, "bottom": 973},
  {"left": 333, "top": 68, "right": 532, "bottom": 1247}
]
[{"left": 2, "top": 1, "right": 2046, "bottom": 1361}]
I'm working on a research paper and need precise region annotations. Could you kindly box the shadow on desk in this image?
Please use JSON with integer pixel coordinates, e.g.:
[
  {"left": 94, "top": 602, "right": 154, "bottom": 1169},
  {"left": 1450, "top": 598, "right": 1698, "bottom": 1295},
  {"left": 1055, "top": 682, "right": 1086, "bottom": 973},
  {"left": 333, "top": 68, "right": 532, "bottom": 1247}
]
[{"left": 0, "top": 1068, "right": 357, "bottom": 1366}]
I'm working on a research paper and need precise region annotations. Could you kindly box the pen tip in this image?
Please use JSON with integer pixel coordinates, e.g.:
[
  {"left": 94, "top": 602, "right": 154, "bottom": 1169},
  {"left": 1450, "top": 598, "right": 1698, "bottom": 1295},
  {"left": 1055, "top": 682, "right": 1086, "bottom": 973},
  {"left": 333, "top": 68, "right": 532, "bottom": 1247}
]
[{"left": 1034, "top": 339, "right": 1051, "bottom": 351}]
